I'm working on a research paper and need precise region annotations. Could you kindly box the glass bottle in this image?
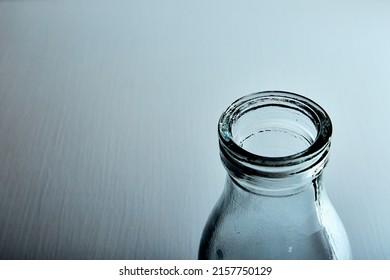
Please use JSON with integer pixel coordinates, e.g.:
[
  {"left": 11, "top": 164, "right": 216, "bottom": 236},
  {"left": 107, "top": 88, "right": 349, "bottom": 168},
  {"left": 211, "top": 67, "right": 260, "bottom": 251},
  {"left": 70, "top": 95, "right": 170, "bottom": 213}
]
[{"left": 199, "top": 91, "right": 352, "bottom": 260}]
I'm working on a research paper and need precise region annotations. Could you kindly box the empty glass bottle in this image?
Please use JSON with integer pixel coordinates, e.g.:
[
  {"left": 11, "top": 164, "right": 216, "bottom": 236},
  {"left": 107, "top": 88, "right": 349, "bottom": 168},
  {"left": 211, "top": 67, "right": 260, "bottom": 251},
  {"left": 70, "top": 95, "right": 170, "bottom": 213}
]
[{"left": 199, "top": 91, "right": 352, "bottom": 260}]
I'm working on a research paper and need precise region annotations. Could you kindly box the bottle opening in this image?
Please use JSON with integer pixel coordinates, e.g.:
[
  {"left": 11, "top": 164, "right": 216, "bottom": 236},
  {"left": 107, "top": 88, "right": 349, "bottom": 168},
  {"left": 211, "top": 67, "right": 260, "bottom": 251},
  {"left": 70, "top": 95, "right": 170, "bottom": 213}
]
[
  {"left": 219, "top": 91, "right": 332, "bottom": 180},
  {"left": 232, "top": 104, "right": 318, "bottom": 157}
]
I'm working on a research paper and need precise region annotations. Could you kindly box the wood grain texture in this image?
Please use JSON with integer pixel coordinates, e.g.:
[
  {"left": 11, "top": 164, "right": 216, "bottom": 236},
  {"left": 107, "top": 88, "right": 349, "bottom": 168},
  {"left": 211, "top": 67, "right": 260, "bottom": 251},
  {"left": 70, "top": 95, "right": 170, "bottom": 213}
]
[{"left": 0, "top": 0, "right": 390, "bottom": 259}]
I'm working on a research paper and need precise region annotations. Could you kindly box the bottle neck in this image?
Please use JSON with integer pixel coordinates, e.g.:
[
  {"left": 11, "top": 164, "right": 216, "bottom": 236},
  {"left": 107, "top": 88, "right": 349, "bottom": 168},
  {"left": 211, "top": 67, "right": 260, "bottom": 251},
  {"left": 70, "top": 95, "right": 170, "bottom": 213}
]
[
  {"left": 220, "top": 141, "right": 329, "bottom": 197},
  {"left": 226, "top": 170, "right": 325, "bottom": 198},
  {"left": 224, "top": 175, "right": 323, "bottom": 222}
]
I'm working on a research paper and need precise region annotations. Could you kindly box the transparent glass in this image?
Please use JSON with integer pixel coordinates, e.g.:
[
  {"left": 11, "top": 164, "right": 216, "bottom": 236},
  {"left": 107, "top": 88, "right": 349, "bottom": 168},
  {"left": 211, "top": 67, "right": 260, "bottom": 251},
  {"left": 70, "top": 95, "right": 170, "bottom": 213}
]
[{"left": 199, "top": 91, "right": 352, "bottom": 260}]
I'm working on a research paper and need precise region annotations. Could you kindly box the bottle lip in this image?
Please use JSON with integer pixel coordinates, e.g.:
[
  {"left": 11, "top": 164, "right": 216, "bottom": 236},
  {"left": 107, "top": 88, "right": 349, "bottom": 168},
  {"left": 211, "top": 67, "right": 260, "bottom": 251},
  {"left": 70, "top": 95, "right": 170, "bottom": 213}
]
[{"left": 219, "top": 90, "right": 332, "bottom": 180}]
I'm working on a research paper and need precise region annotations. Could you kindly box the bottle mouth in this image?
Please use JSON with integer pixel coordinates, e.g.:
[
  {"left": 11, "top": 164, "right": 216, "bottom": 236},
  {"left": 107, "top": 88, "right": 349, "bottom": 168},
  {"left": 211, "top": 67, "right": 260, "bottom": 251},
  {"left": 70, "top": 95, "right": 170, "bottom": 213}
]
[{"left": 219, "top": 91, "right": 332, "bottom": 182}]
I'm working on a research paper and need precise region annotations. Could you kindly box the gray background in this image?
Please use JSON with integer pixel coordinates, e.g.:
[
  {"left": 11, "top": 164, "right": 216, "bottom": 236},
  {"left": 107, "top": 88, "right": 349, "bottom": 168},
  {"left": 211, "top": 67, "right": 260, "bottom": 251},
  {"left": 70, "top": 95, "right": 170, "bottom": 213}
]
[{"left": 0, "top": 0, "right": 389, "bottom": 259}]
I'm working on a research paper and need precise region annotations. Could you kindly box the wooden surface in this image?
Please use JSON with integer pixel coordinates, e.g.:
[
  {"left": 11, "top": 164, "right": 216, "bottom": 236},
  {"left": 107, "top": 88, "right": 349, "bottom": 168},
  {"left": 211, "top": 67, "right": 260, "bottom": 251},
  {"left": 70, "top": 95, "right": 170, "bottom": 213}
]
[{"left": 0, "top": 0, "right": 390, "bottom": 259}]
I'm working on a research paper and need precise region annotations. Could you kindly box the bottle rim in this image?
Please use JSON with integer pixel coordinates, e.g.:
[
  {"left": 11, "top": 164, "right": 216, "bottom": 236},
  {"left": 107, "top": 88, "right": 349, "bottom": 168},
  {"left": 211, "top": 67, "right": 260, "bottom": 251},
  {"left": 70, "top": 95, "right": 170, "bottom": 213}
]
[{"left": 218, "top": 90, "right": 332, "bottom": 180}]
